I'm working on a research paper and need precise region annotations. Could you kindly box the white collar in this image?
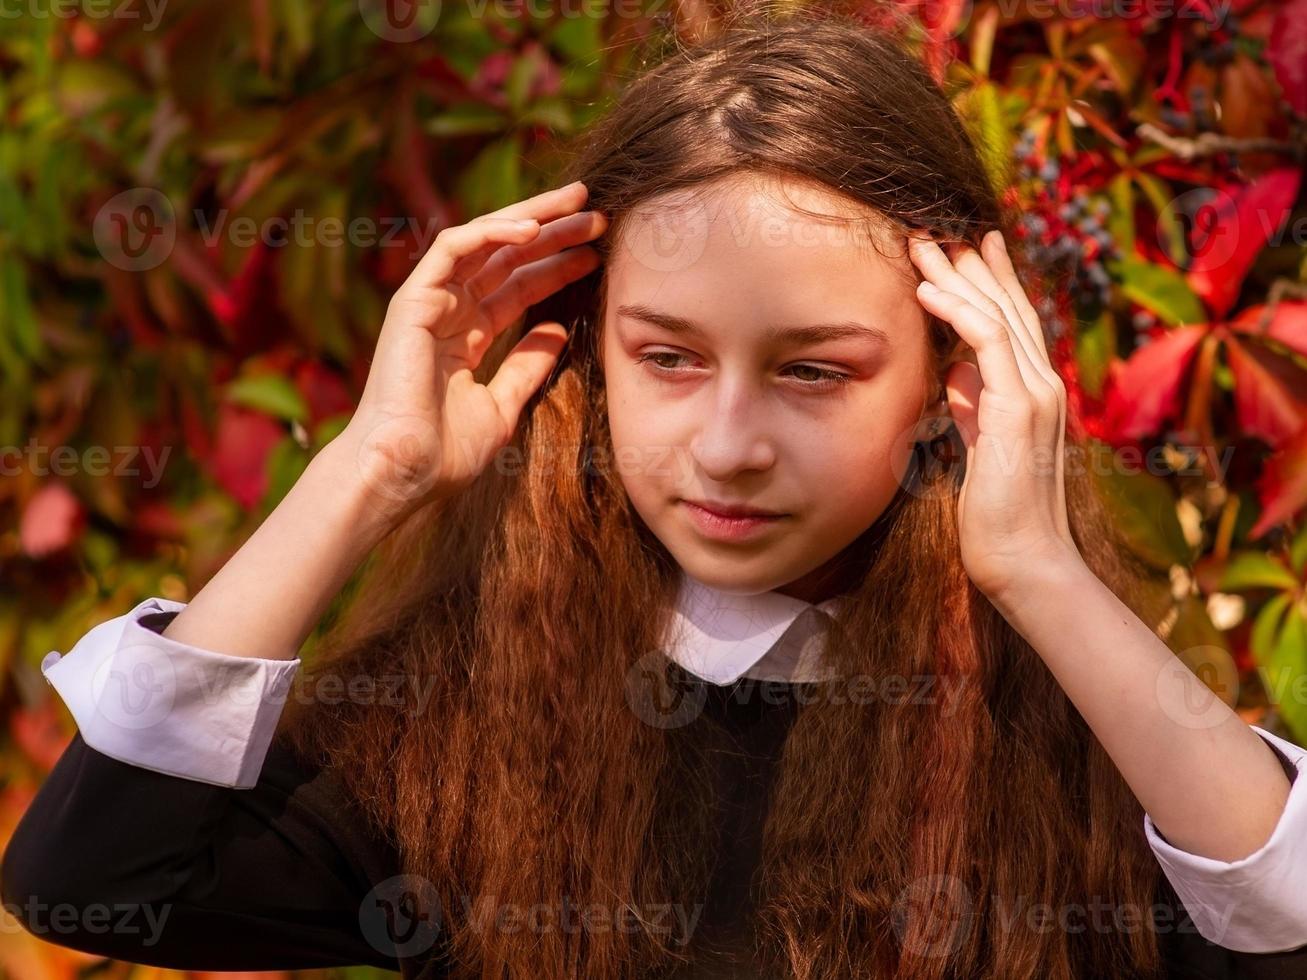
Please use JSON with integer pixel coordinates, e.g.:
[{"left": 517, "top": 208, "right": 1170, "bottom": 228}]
[{"left": 661, "top": 572, "right": 846, "bottom": 686}]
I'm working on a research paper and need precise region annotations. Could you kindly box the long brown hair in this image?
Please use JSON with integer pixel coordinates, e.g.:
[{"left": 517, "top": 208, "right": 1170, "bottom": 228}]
[{"left": 279, "top": 7, "right": 1169, "bottom": 978}]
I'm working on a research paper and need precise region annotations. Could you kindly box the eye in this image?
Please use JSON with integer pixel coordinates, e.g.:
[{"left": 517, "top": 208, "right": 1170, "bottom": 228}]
[
  {"left": 635, "top": 351, "right": 693, "bottom": 373},
  {"left": 634, "top": 351, "right": 853, "bottom": 391},
  {"left": 784, "top": 364, "right": 854, "bottom": 389}
]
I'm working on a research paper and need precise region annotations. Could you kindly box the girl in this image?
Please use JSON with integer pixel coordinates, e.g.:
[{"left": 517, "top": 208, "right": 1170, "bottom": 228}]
[{"left": 6, "top": 8, "right": 1307, "bottom": 980}]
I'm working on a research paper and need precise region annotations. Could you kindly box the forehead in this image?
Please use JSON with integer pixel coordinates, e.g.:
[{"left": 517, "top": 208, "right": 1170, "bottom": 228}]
[{"left": 605, "top": 174, "right": 919, "bottom": 333}]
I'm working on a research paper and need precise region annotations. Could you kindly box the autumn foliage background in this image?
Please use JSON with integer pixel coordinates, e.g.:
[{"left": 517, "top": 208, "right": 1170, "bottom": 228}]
[{"left": 2, "top": 0, "right": 1306, "bottom": 976}]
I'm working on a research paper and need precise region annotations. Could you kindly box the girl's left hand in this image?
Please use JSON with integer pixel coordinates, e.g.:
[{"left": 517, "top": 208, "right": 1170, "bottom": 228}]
[{"left": 907, "top": 230, "right": 1080, "bottom": 600}]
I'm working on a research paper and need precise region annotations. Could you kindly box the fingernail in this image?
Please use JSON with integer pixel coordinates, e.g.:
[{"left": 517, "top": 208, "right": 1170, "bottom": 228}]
[{"left": 919, "top": 281, "right": 940, "bottom": 295}]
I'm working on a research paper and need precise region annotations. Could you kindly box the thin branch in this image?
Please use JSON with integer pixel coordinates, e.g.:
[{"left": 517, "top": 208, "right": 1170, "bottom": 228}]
[{"left": 1136, "top": 122, "right": 1306, "bottom": 162}]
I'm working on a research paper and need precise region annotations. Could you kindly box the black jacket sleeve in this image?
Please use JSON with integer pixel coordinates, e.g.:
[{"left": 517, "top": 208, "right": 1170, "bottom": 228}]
[{"left": 1, "top": 727, "right": 416, "bottom": 973}]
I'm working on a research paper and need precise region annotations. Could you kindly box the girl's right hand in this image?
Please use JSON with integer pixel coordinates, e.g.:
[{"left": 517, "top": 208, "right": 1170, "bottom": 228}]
[{"left": 339, "top": 180, "right": 606, "bottom": 523}]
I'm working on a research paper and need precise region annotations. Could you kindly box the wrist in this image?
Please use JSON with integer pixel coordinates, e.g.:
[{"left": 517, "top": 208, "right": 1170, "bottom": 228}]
[
  {"left": 983, "top": 545, "right": 1091, "bottom": 620},
  {"left": 314, "top": 427, "right": 421, "bottom": 542}
]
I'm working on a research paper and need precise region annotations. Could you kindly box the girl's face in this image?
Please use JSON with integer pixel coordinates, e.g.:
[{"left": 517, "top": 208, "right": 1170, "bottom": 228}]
[{"left": 599, "top": 174, "right": 938, "bottom": 603}]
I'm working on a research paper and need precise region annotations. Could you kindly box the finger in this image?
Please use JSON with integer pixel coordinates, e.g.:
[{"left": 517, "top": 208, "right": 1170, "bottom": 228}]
[
  {"left": 972, "top": 233, "right": 1068, "bottom": 462},
  {"left": 478, "top": 245, "right": 602, "bottom": 338},
  {"left": 909, "top": 237, "right": 1046, "bottom": 396},
  {"left": 947, "top": 239, "right": 1056, "bottom": 390},
  {"left": 476, "top": 179, "right": 589, "bottom": 224},
  {"left": 484, "top": 321, "right": 571, "bottom": 430},
  {"left": 915, "top": 282, "right": 1032, "bottom": 406},
  {"left": 981, "top": 230, "right": 1052, "bottom": 365},
  {"left": 408, "top": 217, "right": 544, "bottom": 292},
  {"left": 466, "top": 210, "right": 608, "bottom": 302},
  {"left": 409, "top": 180, "right": 591, "bottom": 288},
  {"left": 969, "top": 239, "right": 1071, "bottom": 542}
]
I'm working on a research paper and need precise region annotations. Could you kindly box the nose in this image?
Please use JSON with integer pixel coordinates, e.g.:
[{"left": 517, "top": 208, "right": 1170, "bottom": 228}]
[{"left": 687, "top": 379, "right": 777, "bottom": 481}]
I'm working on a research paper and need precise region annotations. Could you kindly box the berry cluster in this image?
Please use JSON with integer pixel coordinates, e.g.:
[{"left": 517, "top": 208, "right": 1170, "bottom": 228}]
[{"left": 1011, "top": 130, "right": 1120, "bottom": 331}]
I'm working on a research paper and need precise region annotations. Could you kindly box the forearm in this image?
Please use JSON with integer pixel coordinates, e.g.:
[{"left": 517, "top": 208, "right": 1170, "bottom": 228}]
[
  {"left": 989, "top": 552, "right": 1292, "bottom": 863},
  {"left": 161, "top": 427, "right": 402, "bottom": 661}
]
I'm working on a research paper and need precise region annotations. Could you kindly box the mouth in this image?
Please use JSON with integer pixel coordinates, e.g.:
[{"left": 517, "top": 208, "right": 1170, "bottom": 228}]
[
  {"left": 679, "top": 499, "right": 788, "bottom": 542},
  {"left": 684, "top": 498, "right": 786, "bottom": 519}
]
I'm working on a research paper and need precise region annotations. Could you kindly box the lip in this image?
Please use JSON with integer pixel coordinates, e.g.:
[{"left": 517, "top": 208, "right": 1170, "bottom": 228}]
[
  {"left": 685, "top": 498, "right": 785, "bottom": 518},
  {"left": 680, "top": 500, "right": 787, "bottom": 542}
]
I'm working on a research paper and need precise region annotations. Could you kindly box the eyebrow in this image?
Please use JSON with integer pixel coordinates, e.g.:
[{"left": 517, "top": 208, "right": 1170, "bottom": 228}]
[{"left": 615, "top": 303, "right": 893, "bottom": 348}]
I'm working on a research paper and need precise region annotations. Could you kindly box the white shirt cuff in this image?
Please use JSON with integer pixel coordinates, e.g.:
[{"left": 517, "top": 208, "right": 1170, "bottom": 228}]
[
  {"left": 1143, "top": 724, "right": 1307, "bottom": 953},
  {"left": 40, "top": 597, "right": 301, "bottom": 790}
]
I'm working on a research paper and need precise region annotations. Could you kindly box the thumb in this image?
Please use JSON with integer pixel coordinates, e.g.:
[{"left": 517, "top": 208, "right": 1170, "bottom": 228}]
[
  {"left": 944, "top": 359, "right": 982, "bottom": 452},
  {"left": 486, "top": 322, "right": 570, "bottom": 428}
]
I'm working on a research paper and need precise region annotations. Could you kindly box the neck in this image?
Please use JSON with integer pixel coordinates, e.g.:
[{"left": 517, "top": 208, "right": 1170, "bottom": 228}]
[{"left": 771, "top": 520, "right": 886, "bottom": 604}]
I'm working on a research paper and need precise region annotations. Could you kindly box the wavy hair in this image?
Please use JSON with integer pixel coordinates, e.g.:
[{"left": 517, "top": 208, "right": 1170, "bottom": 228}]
[{"left": 279, "top": 6, "right": 1169, "bottom": 978}]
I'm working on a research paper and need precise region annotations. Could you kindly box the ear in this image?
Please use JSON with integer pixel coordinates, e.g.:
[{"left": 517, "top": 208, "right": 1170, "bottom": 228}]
[
  {"left": 943, "top": 333, "right": 975, "bottom": 369},
  {"left": 942, "top": 360, "right": 982, "bottom": 451},
  {"left": 917, "top": 335, "right": 973, "bottom": 434}
]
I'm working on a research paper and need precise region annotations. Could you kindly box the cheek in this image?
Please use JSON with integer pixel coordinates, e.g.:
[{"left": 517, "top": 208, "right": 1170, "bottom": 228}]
[
  {"left": 801, "top": 414, "right": 920, "bottom": 520},
  {"left": 603, "top": 371, "right": 684, "bottom": 501}
]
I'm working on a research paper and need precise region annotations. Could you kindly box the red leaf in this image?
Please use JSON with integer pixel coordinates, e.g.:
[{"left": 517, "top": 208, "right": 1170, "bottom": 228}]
[
  {"left": 209, "top": 403, "right": 284, "bottom": 509},
  {"left": 180, "top": 390, "right": 215, "bottom": 462},
  {"left": 211, "top": 240, "right": 281, "bottom": 353},
  {"left": 294, "top": 360, "right": 355, "bottom": 425},
  {"left": 1101, "top": 325, "right": 1209, "bottom": 441},
  {"left": 1224, "top": 335, "right": 1307, "bottom": 447},
  {"left": 1268, "top": 0, "right": 1307, "bottom": 116},
  {"left": 1231, "top": 301, "right": 1307, "bottom": 359},
  {"left": 1250, "top": 424, "right": 1307, "bottom": 538},
  {"left": 384, "top": 79, "right": 445, "bottom": 228},
  {"left": 19, "top": 483, "right": 86, "bottom": 559},
  {"left": 132, "top": 500, "right": 184, "bottom": 539},
  {"left": 9, "top": 698, "right": 72, "bottom": 773},
  {"left": 1185, "top": 168, "right": 1303, "bottom": 319},
  {"left": 69, "top": 18, "right": 103, "bottom": 58}
]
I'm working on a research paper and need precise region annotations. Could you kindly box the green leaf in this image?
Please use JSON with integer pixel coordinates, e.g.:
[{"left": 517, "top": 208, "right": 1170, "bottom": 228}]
[
  {"left": 456, "top": 135, "right": 523, "bottom": 217},
  {"left": 1168, "top": 595, "right": 1238, "bottom": 707},
  {"left": 1107, "top": 173, "right": 1135, "bottom": 256},
  {"left": 439, "top": 14, "right": 502, "bottom": 78},
  {"left": 1291, "top": 523, "right": 1307, "bottom": 576},
  {"left": 427, "top": 104, "right": 507, "bottom": 137},
  {"left": 1075, "top": 309, "right": 1116, "bottom": 398},
  {"left": 506, "top": 55, "right": 536, "bottom": 115},
  {"left": 1135, "top": 173, "right": 1186, "bottom": 268},
  {"left": 197, "top": 111, "right": 284, "bottom": 164},
  {"left": 1260, "top": 604, "right": 1307, "bottom": 745},
  {"left": 55, "top": 61, "right": 139, "bottom": 116},
  {"left": 1251, "top": 593, "right": 1292, "bottom": 664},
  {"left": 1090, "top": 450, "right": 1193, "bottom": 569},
  {"left": 227, "top": 375, "right": 310, "bottom": 423},
  {"left": 1113, "top": 257, "right": 1206, "bottom": 327},
  {"left": 1218, "top": 552, "right": 1301, "bottom": 592},
  {"left": 313, "top": 412, "right": 352, "bottom": 450},
  {"left": 546, "top": 12, "right": 601, "bottom": 65},
  {"left": 275, "top": 0, "right": 314, "bottom": 62},
  {"left": 520, "top": 97, "right": 575, "bottom": 133},
  {"left": 956, "top": 82, "right": 1011, "bottom": 202},
  {"left": 0, "top": 251, "right": 41, "bottom": 381},
  {"left": 259, "top": 434, "right": 310, "bottom": 515}
]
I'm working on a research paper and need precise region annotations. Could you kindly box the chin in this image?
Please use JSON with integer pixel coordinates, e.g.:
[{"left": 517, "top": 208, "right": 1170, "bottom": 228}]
[{"left": 668, "top": 553, "right": 799, "bottom": 595}]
